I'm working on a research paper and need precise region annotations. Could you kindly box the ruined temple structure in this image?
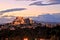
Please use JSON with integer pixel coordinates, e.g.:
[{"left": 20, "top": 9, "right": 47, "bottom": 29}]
[{"left": 12, "top": 17, "right": 34, "bottom": 25}]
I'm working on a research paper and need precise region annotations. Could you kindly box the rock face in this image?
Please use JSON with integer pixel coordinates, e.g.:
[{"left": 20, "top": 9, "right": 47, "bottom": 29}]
[
  {"left": 12, "top": 17, "right": 34, "bottom": 25},
  {"left": 12, "top": 17, "right": 25, "bottom": 25}
]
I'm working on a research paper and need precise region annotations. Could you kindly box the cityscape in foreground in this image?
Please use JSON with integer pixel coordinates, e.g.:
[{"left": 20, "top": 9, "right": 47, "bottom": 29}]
[
  {"left": 0, "top": 16, "right": 60, "bottom": 40},
  {"left": 0, "top": 0, "right": 60, "bottom": 40}
]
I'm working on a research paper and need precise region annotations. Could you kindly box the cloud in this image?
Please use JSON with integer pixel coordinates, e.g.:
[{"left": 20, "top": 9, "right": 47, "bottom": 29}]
[
  {"left": 0, "top": 8, "right": 26, "bottom": 15},
  {"left": 0, "top": 8, "right": 26, "bottom": 24},
  {"left": 29, "top": 0, "right": 60, "bottom": 6}
]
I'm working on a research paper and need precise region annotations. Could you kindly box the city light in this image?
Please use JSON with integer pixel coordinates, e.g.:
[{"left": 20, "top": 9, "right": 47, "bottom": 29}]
[{"left": 24, "top": 38, "right": 28, "bottom": 40}]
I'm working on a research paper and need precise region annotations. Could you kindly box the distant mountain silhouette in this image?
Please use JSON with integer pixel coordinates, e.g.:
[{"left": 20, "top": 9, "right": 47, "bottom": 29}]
[
  {"left": 0, "top": 13, "right": 60, "bottom": 24},
  {"left": 31, "top": 13, "right": 60, "bottom": 23},
  {"left": 0, "top": 16, "right": 16, "bottom": 24}
]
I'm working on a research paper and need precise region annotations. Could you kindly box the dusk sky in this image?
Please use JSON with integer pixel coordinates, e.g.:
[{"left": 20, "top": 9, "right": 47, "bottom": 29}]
[
  {"left": 0, "top": 0, "right": 60, "bottom": 23},
  {"left": 0, "top": 0, "right": 60, "bottom": 17}
]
